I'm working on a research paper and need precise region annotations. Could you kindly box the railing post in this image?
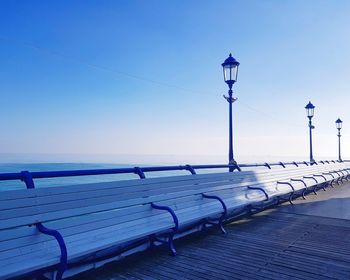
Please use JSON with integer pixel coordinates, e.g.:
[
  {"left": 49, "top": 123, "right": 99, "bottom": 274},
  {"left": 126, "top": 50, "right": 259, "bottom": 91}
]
[
  {"left": 20, "top": 171, "right": 35, "bottom": 189},
  {"left": 134, "top": 167, "right": 146, "bottom": 179},
  {"left": 185, "top": 165, "right": 196, "bottom": 175}
]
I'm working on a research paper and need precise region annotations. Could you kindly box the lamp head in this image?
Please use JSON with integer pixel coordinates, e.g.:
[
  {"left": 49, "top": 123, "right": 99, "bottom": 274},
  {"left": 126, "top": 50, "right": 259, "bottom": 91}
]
[
  {"left": 336, "top": 118, "right": 343, "bottom": 130},
  {"left": 222, "top": 53, "right": 240, "bottom": 86},
  {"left": 305, "top": 101, "right": 315, "bottom": 118}
]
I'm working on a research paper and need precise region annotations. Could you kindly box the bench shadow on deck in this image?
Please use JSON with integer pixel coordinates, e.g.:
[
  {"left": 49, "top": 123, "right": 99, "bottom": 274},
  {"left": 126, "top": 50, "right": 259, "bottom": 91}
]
[{"left": 71, "top": 185, "right": 350, "bottom": 280}]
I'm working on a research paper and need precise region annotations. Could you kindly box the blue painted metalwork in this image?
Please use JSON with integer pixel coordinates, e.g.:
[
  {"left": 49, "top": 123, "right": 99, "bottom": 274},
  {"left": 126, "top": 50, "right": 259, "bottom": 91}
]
[
  {"left": 0, "top": 165, "right": 200, "bottom": 183},
  {"left": 202, "top": 194, "right": 228, "bottom": 216},
  {"left": 305, "top": 101, "right": 316, "bottom": 164},
  {"left": 342, "top": 169, "right": 350, "bottom": 181},
  {"left": 185, "top": 164, "right": 196, "bottom": 175},
  {"left": 337, "top": 170, "right": 345, "bottom": 177},
  {"left": 335, "top": 170, "right": 346, "bottom": 183},
  {"left": 327, "top": 171, "right": 342, "bottom": 187},
  {"left": 264, "top": 162, "right": 271, "bottom": 169},
  {"left": 150, "top": 202, "right": 179, "bottom": 256},
  {"left": 313, "top": 174, "right": 327, "bottom": 181},
  {"left": 21, "top": 171, "right": 68, "bottom": 280},
  {"left": 36, "top": 224, "right": 68, "bottom": 280},
  {"left": 291, "top": 178, "right": 308, "bottom": 199},
  {"left": 134, "top": 167, "right": 146, "bottom": 179},
  {"left": 303, "top": 161, "right": 309, "bottom": 166},
  {"left": 150, "top": 203, "right": 179, "bottom": 230},
  {"left": 222, "top": 54, "right": 240, "bottom": 172},
  {"left": 247, "top": 186, "right": 269, "bottom": 200},
  {"left": 341, "top": 169, "right": 349, "bottom": 179},
  {"left": 202, "top": 194, "right": 228, "bottom": 234},
  {"left": 304, "top": 176, "right": 318, "bottom": 183},
  {"left": 277, "top": 181, "right": 295, "bottom": 191},
  {"left": 276, "top": 181, "right": 295, "bottom": 204},
  {"left": 293, "top": 162, "right": 298, "bottom": 167},
  {"left": 313, "top": 174, "right": 328, "bottom": 191},
  {"left": 303, "top": 175, "right": 319, "bottom": 194},
  {"left": 230, "top": 163, "right": 241, "bottom": 172},
  {"left": 342, "top": 169, "right": 350, "bottom": 177},
  {"left": 222, "top": 53, "right": 240, "bottom": 84},
  {"left": 323, "top": 172, "right": 335, "bottom": 179},
  {"left": 279, "top": 162, "right": 286, "bottom": 168},
  {"left": 329, "top": 178, "right": 337, "bottom": 188},
  {"left": 336, "top": 118, "right": 343, "bottom": 162},
  {"left": 0, "top": 160, "right": 346, "bottom": 189},
  {"left": 237, "top": 161, "right": 314, "bottom": 169},
  {"left": 20, "top": 171, "right": 35, "bottom": 189},
  {"left": 325, "top": 160, "right": 330, "bottom": 164},
  {"left": 320, "top": 161, "right": 325, "bottom": 164}
]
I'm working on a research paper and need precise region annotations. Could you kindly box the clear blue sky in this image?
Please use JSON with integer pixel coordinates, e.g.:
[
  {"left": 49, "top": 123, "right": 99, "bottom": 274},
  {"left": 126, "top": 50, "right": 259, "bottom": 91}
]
[{"left": 1, "top": 0, "right": 350, "bottom": 164}]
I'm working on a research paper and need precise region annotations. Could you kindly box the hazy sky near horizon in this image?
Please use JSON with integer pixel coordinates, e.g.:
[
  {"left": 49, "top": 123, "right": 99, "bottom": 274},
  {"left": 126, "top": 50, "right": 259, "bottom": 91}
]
[{"left": 1, "top": 0, "right": 350, "bottom": 164}]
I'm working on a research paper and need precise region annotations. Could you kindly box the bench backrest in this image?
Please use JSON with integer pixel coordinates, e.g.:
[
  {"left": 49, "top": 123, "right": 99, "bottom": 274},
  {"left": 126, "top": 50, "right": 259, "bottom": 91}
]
[{"left": 2, "top": 162, "right": 347, "bottom": 231}]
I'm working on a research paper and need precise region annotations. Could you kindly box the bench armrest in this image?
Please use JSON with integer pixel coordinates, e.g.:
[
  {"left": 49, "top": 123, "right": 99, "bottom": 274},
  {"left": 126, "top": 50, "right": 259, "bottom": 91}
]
[
  {"left": 36, "top": 223, "right": 67, "bottom": 280},
  {"left": 151, "top": 203, "right": 179, "bottom": 231},
  {"left": 202, "top": 194, "right": 227, "bottom": 217},
  {"left": 247, "top": 186, "right": 269, "bottom": 201}
]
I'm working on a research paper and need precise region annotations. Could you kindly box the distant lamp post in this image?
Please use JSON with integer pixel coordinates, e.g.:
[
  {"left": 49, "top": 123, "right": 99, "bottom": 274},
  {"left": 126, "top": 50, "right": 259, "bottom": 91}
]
[
  {"left": 336, "top": 118, "right": 343, "bottom": 162},
  {"left": 305, "top": 101, "right": 315, "bottom": 164},
  {"left": 222, "top": 53, "right": 241, "bottom": 172}
]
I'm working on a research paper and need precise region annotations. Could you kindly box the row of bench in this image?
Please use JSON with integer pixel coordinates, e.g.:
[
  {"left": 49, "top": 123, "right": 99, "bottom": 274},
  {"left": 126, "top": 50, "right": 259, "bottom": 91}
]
[{"left": 0, "top": 162, "right": 349, "bottom": 279}]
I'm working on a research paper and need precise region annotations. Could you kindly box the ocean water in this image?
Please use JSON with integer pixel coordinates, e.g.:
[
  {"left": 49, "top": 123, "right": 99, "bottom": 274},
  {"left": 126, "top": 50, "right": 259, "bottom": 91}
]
[
  {"left": 0, "top": 163, "right": 203, "bottom": 191},
  {"left": 0, "top": 162, "right": 277, "bottom": 191}
]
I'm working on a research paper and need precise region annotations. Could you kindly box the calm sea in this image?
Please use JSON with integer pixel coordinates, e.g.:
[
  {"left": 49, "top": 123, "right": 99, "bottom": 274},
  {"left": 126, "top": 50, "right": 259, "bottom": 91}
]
[
  {"left": 0, "top": 162, "right": 278, "bottom": 191},
  {"left": 0, "top": 163, "right": 204, "bottom": 191}
]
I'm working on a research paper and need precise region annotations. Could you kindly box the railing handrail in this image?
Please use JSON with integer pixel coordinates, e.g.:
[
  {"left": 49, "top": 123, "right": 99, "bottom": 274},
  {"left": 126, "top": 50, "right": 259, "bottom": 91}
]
[{"left": 0, "top": 159, "right": 343, "bottom": 184}]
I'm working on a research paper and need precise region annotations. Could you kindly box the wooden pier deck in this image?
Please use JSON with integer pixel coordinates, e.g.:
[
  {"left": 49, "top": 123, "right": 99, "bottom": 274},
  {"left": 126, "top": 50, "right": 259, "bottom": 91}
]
[{"left": 71, "top": 183, "right": 350, "bottom": 280}]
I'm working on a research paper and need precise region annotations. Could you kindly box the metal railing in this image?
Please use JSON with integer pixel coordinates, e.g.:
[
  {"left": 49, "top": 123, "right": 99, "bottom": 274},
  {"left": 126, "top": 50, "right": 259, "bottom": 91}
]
[{"left": 0, "top": 159, "right": 342, "bottom": 189}]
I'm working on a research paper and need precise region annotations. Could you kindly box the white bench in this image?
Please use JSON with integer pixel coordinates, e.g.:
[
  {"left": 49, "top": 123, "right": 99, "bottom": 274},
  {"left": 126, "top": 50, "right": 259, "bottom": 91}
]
[
  {"left": 0, "top": 171, "right": 265, "bottom": 280},
  {"left": 197, "top": 163, "right": 350, "bottom": 222},
  {"left": 0, "top": 162, "right": 349, "bottom": 280},
  {"left": 244, "top": 162, "right": 350, "bottom": 204}
]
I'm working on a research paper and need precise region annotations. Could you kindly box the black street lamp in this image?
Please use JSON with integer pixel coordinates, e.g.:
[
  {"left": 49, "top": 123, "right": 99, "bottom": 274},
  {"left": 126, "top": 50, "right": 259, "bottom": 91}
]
[
  {"left": 336, "top": 118, "right": 343, "bottom": 162},
  {"left": 305, "top": 101, "right": 315, "bottom": 164},
  {"left": 222, "top": 53, "right": 241, "bottom": 172}
]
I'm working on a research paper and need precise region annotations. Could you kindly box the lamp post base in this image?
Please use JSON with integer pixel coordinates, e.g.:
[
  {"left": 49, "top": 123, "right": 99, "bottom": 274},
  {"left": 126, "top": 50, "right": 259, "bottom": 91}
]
[
  {"left": 310, "top": 159, "right": 316, "bottom": 166},
  {"left": 229, "top": 160, "right": 241, "bottom": 172}
]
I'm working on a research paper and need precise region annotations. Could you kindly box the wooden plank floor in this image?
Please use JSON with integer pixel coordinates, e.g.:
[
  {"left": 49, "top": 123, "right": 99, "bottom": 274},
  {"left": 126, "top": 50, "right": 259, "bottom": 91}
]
[{"left": 71, "top": 184, "right": 350, "bottom": 280}]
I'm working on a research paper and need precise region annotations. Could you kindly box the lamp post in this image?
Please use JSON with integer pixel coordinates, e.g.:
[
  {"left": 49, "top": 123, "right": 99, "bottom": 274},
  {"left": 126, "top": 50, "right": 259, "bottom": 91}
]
[
  {"left": 305, "top": 101, "right": 315, "bottom": 164},
  {"left": 336, "top": 118, "right": 343, "bottom": 162},
  {"left": 222, "top": 53, "right": 241, "bottom": 172}
]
